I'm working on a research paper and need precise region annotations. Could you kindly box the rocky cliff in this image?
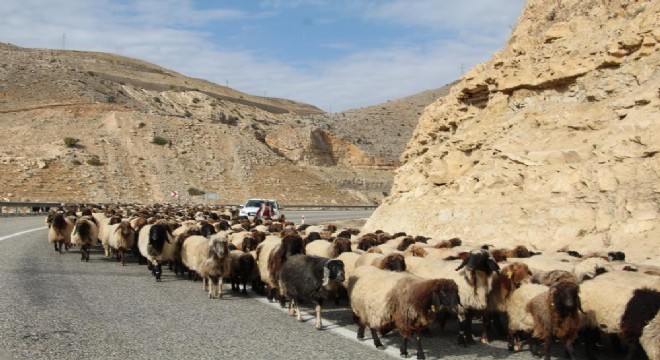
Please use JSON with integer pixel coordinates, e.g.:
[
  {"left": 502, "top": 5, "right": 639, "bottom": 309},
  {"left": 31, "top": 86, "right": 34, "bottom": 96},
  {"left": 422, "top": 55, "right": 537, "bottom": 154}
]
[
  {"left": 0, "top": 43, "right": 448, "bottom": 205},
  {"left": 365, "top": 0, "right": 659, "bottom": 262}
]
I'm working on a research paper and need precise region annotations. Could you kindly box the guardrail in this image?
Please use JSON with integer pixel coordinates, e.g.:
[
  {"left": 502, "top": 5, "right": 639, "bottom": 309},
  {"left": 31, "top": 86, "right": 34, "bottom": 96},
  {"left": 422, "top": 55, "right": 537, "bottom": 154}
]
[
  {"left": 0, "top": 202, "right": 63, "bottom": 217},
  {"left": 0, "top": 201, "right": 378, "bottom": 216}
]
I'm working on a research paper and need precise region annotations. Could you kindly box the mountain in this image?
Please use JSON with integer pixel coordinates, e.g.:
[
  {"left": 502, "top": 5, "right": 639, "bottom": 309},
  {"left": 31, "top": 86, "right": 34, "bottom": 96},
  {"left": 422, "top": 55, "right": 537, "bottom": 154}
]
[
  {"left": 0, "top": 42, "right": 451, "bottom": 205},
  {"left": 364, "top": 0, "right": 659, "bottom": 262}
]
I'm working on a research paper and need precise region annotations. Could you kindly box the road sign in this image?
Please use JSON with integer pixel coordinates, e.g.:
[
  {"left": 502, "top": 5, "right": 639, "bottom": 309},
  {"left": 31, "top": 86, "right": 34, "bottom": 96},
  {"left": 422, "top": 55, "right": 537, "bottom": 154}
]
[{"left": 171, "top": 190, "right": 179, "bottom": 198}]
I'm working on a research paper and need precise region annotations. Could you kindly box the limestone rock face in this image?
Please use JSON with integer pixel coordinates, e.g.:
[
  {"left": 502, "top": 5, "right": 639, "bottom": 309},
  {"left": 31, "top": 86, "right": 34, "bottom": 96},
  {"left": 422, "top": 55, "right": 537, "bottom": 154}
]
[{"left": 365, "top": 0, "right": 660, "bottom": 262}]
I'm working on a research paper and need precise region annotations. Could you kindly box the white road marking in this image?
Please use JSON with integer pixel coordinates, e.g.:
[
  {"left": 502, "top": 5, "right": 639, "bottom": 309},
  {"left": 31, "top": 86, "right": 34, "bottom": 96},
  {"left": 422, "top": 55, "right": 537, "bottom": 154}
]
[
  {"left": 0, "top": 227, "right": 46, "bottom": 242},
  {"left": 255, "top": 297, "right": 401, "bottom": 358}
]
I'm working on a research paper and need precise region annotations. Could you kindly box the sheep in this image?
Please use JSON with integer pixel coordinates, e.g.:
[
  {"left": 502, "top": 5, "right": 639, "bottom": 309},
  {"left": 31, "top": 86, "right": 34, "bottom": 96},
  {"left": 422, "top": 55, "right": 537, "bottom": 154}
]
[
  {"left": 278, "top": 255, "right": 345, "bottom": 329},
  {"left": 336, "top": 251, "right": 361, "bottom": 288},
  {"left": 305, "top": 237, "right": 352, "bottom": 258},
  {"left": 106, "top": 221, "right": 135, "bottom": 266},
  {"left": 99, "top": 215, "right": 123, "bottom": 256},
  {"left": 47, "top": 212, "right": 74, "bottom": 253},
  {"left": 579, "top": 275, "right": 660, "bottom": 360},
  {"left": 256, "top": 234, "right": 306, "bottom": 302},
  {"left": 181, "top": 234, "right": 232, "bottom": 298},
  {"left": 71, "top": 216, "right": 99, "bottom": 262},
  {"left": 481, "top": 262, "right": 533, "bottom": 343},
  {"left": 640, "top": 311, "right": 660, "bottom": 360},
  {"left": 348, "top": 265, "right": 463, "bottom": 359},
  {"left": 229, "top": 249, "right": 256, "bottom": 294},
  {"left": 354, "top": 252, "right": 407, "bottom": 272},
  {"left": 427, "top": 237, "right": 462, "bottom": 248},
  {"left": 527, "top": 281, "right": 583, "bottom": 360},
  {"left": 137, "top": 222, "right": 175, "bottom": 282},
  {"left": 405, "top": 249, "right": 499, "bottom": 346},
  {"left": 489, "top": 245, "right": 534, "bottom": 262}
]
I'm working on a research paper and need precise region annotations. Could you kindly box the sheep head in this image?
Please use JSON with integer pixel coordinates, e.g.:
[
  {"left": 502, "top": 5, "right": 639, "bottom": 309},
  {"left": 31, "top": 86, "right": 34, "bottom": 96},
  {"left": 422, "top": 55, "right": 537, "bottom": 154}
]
[
  {"left": 426, "top": 279, "right": 464, "bottom": 321},
  {"left": 209, "top": 236, "right": 229, "bottom": 259},
  {"left": 331, "top": 238, "right": 352, "bottom": 258},
  {"left": 379, "top": 254, "right": 407, "bottom": 272},
  {"left": 323, "top": 259, "right": 345, "bottom": 287},
  {"left": 550, "top": 281, "right": 583, "bottom": 317},
  {"left": 455, "top": 249, "right": 500, "bottom": 274}
]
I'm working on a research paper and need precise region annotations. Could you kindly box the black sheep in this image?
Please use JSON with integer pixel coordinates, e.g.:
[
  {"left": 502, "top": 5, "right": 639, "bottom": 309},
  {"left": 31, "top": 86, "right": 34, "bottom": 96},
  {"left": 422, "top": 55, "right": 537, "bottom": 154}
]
[{"left": 279, "top": 255, "right": 345, "bottom": 330}]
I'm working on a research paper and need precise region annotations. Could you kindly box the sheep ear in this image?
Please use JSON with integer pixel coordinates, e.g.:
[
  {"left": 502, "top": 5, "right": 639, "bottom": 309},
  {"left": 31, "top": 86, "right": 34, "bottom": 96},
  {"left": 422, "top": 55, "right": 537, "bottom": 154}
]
[
  {"left": 322, "top": 265, "right": 330, "bottom": 287},
  {"left": 455, "top": 257, "right": 470, "bottom": 271},
  {"left": 577, "top": 296, "right": 585, "bottom": 314}
]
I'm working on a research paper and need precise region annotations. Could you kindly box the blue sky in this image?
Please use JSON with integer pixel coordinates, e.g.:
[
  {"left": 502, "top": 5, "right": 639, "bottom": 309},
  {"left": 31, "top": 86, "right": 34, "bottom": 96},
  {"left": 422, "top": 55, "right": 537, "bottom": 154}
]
[{"left": 0, "top": 0, "right": 527, "bottom": 112}]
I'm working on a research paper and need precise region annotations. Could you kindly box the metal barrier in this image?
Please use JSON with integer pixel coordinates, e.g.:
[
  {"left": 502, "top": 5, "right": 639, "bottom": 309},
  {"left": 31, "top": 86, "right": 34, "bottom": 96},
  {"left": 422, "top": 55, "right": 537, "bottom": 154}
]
[
  {"left": 0, "top": 202, "right": 63, "bottom": 217},
  {"left": 0, "top": 201, "right": 378, "bottom": 216}
]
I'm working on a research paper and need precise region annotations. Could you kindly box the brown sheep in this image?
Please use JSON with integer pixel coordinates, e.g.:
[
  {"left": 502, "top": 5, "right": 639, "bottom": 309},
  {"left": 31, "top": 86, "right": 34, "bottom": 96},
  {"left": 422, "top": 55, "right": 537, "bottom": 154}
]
[{"left": 527, "top": 281, "right": 582, "bottom": 360}]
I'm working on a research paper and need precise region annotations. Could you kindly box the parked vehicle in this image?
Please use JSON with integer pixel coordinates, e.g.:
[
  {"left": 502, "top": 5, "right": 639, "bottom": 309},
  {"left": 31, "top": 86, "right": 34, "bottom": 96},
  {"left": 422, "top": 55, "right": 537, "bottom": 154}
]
[{"left": 238, "top": 199, "right": 281, "bottom": 218}]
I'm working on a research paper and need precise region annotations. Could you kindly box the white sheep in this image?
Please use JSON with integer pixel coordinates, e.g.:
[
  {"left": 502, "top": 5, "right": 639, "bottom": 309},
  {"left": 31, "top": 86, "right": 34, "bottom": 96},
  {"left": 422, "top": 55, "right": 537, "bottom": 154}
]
[
  {"left": 106, "top": 221, "right": 135, "bottom": 266},
  {"left": 305, "top": 237, "right": 352, "bottom": 258},
  {"left": 181, "top": 234, "right": 232, "bottom": 298},
  {"left": 640, "top": 311, "right": 660, "bottom": 360},
  {"left": 71, "top": 216, "right": 99, "bottom": 262},
  {"left": 47, "top": 213, "right": 75, "bottom": 253}
]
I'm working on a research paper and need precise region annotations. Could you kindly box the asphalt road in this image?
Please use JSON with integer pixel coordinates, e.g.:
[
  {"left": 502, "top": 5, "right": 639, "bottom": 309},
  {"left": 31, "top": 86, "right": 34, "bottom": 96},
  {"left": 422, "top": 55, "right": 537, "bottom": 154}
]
[
  {"left": 282, "top": 210, "right": 374, "bottom": 225},
  {"left": 0, "top": 216, "right": 634, "bottom": 360}
]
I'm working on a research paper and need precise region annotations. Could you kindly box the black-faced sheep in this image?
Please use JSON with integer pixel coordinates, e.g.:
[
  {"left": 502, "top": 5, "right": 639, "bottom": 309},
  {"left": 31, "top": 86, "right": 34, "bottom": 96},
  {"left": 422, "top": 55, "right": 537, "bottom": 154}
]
[
  {"left": 256, "top": 234, "right": 306, "bottom": 302},
  {"left": 348, "top": 266, "right": 463, "bottom": 359},
  {"left": 278, "top": 255, "right": 345, "bottom": 329},
  {"left": 527, "top": 281, "right": 583, "bottom": 360},
  {"left": 137, "top": 222, "right": 175, "bottom": 281},
  {"left": 71, "top": 216, "right": 99, "bottom": 262},
  {"left": 181, "top": 234, "right": 232, "bottom": 298},
  {"left": 229, "top": 249, "right": 256, "bottom": 295}
]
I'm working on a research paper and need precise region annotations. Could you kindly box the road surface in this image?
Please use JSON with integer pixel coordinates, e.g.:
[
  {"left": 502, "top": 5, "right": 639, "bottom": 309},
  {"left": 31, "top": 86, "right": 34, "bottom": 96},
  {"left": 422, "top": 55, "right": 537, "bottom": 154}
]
[{"left": 0, "top": 216, "right": 627, "bottom": 359}]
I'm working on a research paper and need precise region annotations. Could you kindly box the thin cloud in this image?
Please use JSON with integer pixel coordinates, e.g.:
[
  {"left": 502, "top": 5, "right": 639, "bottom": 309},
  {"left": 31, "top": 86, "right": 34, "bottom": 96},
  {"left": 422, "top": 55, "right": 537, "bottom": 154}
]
[{"left": 0, "top": 0, "right": 526, "bottom": 112}]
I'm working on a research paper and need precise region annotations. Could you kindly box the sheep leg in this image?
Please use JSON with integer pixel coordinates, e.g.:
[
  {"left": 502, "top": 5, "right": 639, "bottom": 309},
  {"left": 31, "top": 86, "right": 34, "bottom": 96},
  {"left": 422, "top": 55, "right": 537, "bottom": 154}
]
[
  {"left": 241, "top": 278, "right": 248, "bottom": 295},
  {"left": 288, "top": 299, "right": 295, "bottom": 316},
  {"left": 565, "top": 340, "right": 576, "bottom": 360},
  {"left": 217, "top": 276, "right": 223, "bottom": 298},
  {"left": 119, "top": 248, "right": 125, "bottom": 266},
  {"left": 415, "top": 334, "right": 425, "bottom": 360},
  {"left": 582, "top": 328, "right": 599, "bottom": 360},
  {"left": 481, "top": 312, "right": 492, "bottom": 344},
  {"left": 279, "top": 292, "right": 287, "bottom": 308},
  {"left": 208, "top": 277, "right": 215, "bottom": 298},
  {"left": 457, "top": 311, "right": 475, "bottom": 346},
  {"left": 371, "top": 328, "right": 384, "bottom": 349},
  {"left": 155, "top": 264, "right": 162, "bottom": 282},
  {"left": 53, "top": 242, "right": 59, "bottom": 252},
  {"left": 296, "top": 302, "right": 302, "bottom": 322},
  {"left": 508, "top": 329, "right": 516, "bottom": 352},
  {"left": 315, "top": 303, "right": 322, "bottom": 330},
  {"left": 356, "top": 324, "right": 366, "bottom": 340},
  {"left": 203, "top": 277, "right": 208, "bottom": 291},
  {"left": 400, "top": 336, "right": 409, "bottom": 358},
  {"left": 542, "top": 336, "right": 552, "bottom": 360},
  {"left": 623, "top": 344, "right": 638, "bottom": 360}
]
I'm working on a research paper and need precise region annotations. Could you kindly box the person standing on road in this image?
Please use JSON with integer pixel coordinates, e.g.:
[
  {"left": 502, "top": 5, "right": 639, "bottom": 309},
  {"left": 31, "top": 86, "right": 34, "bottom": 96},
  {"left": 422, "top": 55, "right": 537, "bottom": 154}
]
[{"left": 256, "top": 199, "right": 272, "bottom": 218}]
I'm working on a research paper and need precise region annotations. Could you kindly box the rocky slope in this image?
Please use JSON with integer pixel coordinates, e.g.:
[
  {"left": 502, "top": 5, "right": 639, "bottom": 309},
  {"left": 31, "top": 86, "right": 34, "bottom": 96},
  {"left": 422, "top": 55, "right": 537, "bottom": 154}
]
[
  {"left": 0, "top": 43, "right": 450, "bottom": 205},
  {"left": 365, "top": 0, "right": 659, "bottom": 262}
]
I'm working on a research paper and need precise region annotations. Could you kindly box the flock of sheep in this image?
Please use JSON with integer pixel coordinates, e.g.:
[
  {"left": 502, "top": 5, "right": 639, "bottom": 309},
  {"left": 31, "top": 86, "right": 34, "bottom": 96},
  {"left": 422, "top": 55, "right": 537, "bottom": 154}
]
[{"left": 44, "top": 203, "right": 659, "bottom": 360}]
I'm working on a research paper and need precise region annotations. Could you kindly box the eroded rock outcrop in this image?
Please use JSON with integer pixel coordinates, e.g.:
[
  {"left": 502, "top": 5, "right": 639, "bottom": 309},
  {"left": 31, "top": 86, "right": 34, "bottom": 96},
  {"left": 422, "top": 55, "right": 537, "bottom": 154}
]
[{"left": 365, "top": 0, "right": 659, "bottom": 261}]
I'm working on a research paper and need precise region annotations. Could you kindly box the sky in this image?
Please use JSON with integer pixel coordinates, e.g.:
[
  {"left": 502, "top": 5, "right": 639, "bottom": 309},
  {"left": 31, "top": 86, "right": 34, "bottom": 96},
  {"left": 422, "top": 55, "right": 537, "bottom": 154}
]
[{"left": 0, "top": 0, "right": 527, "bottom": 112}]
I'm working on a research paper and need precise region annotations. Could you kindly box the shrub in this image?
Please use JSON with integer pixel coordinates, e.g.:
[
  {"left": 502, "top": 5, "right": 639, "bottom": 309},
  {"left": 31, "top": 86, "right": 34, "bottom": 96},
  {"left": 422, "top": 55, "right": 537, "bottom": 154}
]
[
  {"left": 152, "top": 136, "right": 169, "bottom": 145},
  {"left": 188, "top": 187, "right": 205, "bottom": 196},
  {"left": 184, "top": 110, "right": 192, "bottom": 118},
  {"left": 63, "top": 137, "right": 80, "bottom": 148},
  {"left": 192, "top": 97, "right": 200, "bottom": 104},
  {"left": 71, "top": 159, "right": 82, "bottom": 166},
  {"left": 87, "top": 155, "right": 102, "bottom": 166},
  {"left": 107, "top": 95, "right": 116, "bottom": 103},
  {"left": 87, "top": 71, "right": 95, "bottom": 76},
  {"left": 153, "top": 97, "right": 161, "bottom": 104},
  {"left": 169, "top": 84, "right": 176, "bottom": 90}
]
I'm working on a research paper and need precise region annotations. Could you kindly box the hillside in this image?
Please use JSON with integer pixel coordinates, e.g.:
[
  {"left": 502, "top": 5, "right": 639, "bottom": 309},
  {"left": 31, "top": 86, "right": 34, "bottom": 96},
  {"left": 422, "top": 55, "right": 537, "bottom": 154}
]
[
  {"left": 365, "top": 0, "right": 660, "bottom": 262},
  {"left": 0, "top": 43, "right": 451, "bottom": 205}
]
